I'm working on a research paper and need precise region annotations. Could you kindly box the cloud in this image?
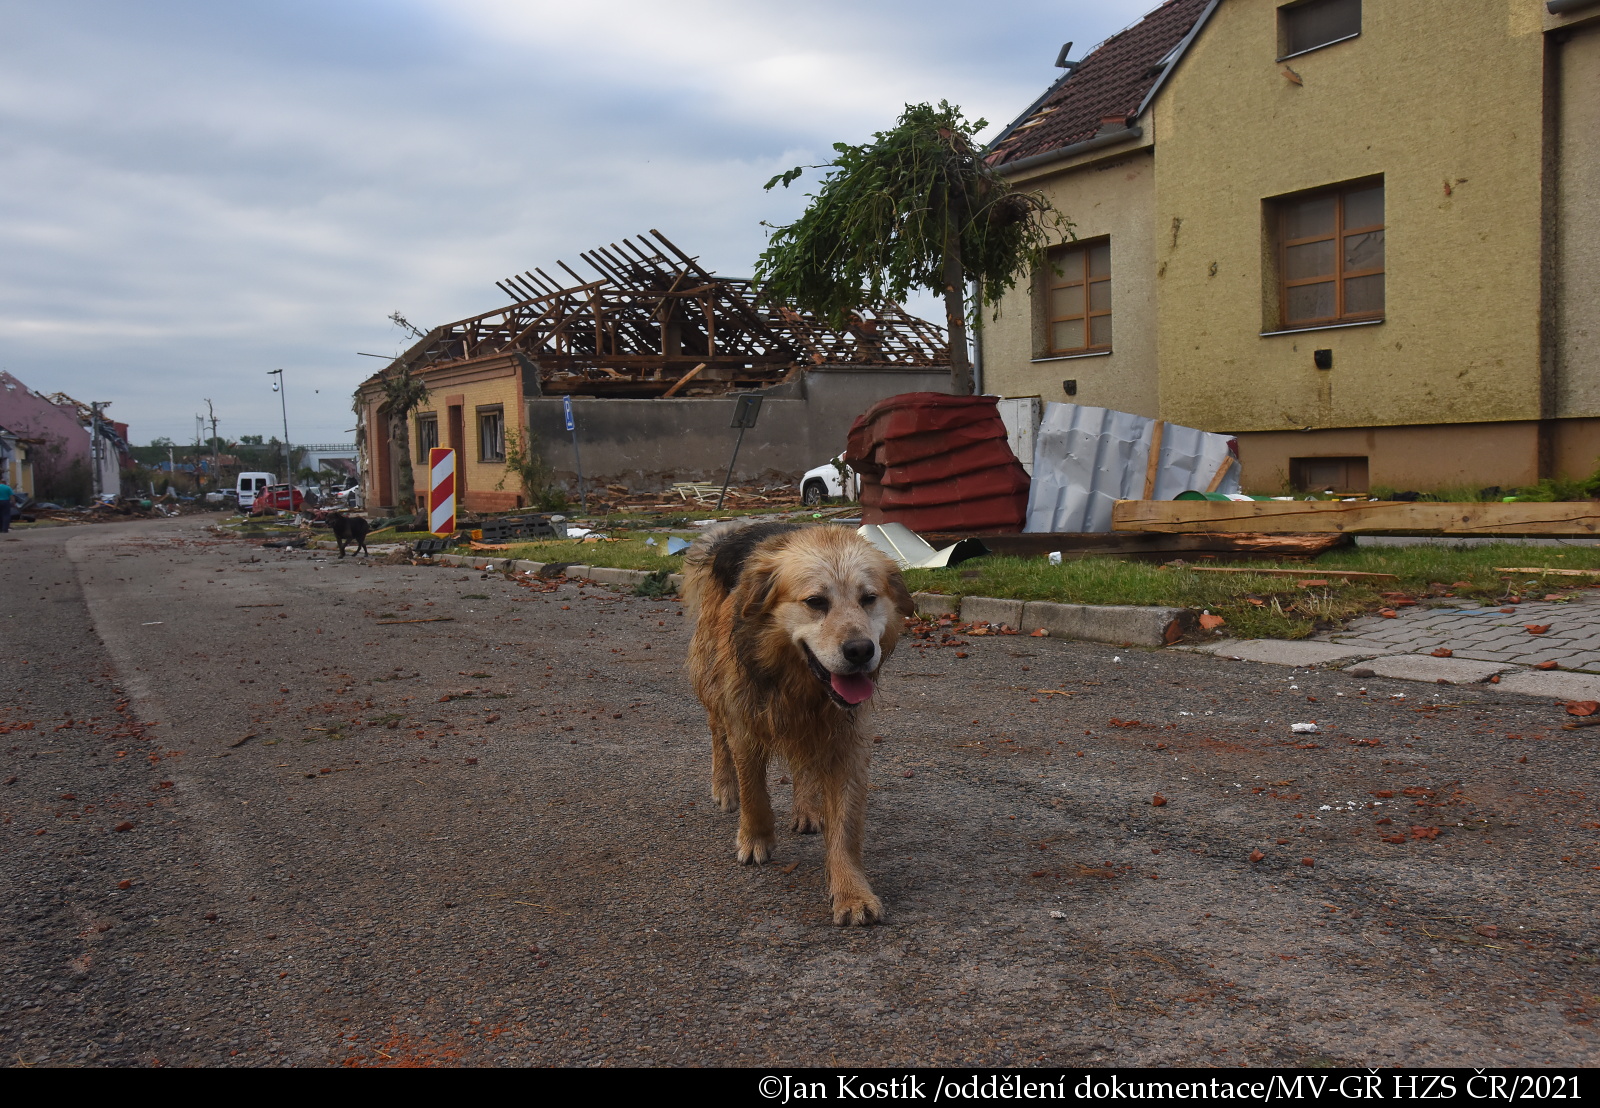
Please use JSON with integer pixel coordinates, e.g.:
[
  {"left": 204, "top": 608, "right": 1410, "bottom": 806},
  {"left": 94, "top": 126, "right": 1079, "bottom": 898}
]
[{"left": 0, "top": 0, "right": 1152, "bottom": 443}]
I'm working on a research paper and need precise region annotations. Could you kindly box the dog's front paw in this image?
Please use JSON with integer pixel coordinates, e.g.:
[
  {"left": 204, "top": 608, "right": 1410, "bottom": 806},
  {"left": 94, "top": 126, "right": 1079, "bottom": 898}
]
[
  {"left": 831, "top": 890, "right": 883, "bottom": 926},
  {"left": 712, "top": 782, "right": 739, "bottom": 812},
  {"left": 736, "top": 831, "right": 774, "bottom": 865},
  {"left": 790, "top": 806, "right": 823, "bottom": 834}
]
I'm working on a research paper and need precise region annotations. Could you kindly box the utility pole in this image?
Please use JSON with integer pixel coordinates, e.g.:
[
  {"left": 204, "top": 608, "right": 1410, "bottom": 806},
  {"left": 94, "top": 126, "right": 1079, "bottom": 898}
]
[
  {"left": 267, "top": 369, "right": 291, "bottom": 482},
  {"left": 89, "top": 401, "right": 108, "bottom": 499}
]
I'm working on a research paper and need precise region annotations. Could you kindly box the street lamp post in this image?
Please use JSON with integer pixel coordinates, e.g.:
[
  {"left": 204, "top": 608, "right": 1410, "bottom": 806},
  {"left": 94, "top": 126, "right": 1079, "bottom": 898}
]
[{"left": 267, "top": 369, "right": 291, "bottom": 482}]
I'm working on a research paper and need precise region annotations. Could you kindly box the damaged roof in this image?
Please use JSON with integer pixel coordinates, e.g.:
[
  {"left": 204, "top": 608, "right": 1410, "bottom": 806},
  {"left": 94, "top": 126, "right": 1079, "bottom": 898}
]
[
  {"left": 986, "top": 0, "right": 1214, "bottom": 168},
  {"left": 361, "top": 230, "right": 948, "bottom": 398}
]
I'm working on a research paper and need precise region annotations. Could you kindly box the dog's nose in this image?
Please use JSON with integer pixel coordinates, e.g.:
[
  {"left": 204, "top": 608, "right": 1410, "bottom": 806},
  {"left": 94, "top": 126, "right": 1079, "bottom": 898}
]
[{"left": 841, "top": 638, "right": 876, "bottom": 667}]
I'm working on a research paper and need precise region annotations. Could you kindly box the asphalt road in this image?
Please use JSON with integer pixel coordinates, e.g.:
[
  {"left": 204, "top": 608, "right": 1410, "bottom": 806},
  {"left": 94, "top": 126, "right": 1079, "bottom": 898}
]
[{"left": 1, "top": 517, "right": 1596, "bottom": 1068}]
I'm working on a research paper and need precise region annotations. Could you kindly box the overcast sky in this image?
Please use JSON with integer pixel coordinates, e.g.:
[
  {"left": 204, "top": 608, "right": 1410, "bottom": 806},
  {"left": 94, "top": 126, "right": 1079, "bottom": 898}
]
[{"left": 0, "top": 0, "right": 1153, "bottom": 445}]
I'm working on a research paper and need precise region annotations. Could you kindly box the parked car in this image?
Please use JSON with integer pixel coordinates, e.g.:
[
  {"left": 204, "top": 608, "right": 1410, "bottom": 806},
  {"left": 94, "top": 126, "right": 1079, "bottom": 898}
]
[
  {"left": 251, "top": 484, "right": 304, "bottom": 514},
  {"left": 800, "top": 455, "right": 860, "bottom": 507}
]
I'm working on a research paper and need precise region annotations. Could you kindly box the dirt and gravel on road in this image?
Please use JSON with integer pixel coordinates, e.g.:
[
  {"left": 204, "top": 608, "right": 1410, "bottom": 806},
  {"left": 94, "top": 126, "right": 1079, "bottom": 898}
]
[{"left": 1, "top": 517, "right": 1596, "bottom": 1067}]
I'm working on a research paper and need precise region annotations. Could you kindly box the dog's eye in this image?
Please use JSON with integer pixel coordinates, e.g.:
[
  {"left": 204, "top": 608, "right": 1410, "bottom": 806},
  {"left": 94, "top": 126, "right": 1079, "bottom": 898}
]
[
  {"left": 804, "top": 596, "right": 829, "bottom": 612},
  {"left": 860, "top": 593, "right": 879, "bottom": 607}
]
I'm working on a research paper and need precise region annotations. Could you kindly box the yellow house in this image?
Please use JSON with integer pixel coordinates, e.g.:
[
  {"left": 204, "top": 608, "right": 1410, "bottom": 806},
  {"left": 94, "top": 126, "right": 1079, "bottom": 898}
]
[{"left": 981, "top": 0, "right": 1600, "bottom": 493}]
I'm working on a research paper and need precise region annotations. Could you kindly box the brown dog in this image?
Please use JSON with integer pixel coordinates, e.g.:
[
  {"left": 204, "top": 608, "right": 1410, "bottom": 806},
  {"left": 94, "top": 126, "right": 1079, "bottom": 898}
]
[{"left": 683, "top": 521, "right": 914, "bottom": 925}]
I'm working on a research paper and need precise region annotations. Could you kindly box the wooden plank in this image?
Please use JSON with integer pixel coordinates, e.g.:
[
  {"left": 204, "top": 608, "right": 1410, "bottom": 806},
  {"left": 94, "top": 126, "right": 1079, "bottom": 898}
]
[
  {"left": 1142, "top": 421, "right": 1165, "bottom": 500},
  {"left": 917, "top": 531, "right": 1352, "bottom": 559},
  {"left": 1173, "top": 566, "right": 1399, "bottom": 582},
  {"left": 659, "top": 362, "right": 708, "bottom": 398},
  {"left": 1493, "top": 566, "right": 1600, "bottom": 576},
  {"left": 1203, "top": 454, "right": 1235, "bottom": 493},
  {"left": 1112, "top": 500, "right": 1600, "bottom": 536}
]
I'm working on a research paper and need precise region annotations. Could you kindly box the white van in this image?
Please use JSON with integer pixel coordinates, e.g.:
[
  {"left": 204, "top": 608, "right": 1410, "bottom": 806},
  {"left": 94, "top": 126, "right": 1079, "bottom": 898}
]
[{"left": 236, "top": 472, "right": 275, "bottom": 511}]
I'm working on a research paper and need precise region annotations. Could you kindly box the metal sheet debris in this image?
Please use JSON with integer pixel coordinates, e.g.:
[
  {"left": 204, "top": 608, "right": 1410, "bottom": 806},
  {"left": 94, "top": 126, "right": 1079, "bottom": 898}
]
[
  {"left": 1025, "top": 403, "right": 1240, "bottom": 534},
  {"left": 857, "top": 523, "right": 988, "bottom": 570}
]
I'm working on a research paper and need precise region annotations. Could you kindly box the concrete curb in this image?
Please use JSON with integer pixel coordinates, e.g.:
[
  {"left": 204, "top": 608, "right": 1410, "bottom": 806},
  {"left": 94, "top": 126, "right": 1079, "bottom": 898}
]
[
  {"left": 910, "top": 591, "right": 1195, "bottom": 648},
  {"left": 1344, "top": 655, "right": 1515, "bottom": 684},
  {"left": 1188, "top": 640, "right": 1379, "bottom": 668}
]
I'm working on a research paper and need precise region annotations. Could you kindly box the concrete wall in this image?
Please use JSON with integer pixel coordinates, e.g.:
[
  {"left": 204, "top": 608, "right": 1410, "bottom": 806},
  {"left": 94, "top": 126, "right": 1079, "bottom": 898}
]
[
  {"left": 1153, "top": 0, "right": 1547, "bottom": 434},
  {"left": 1554, "top": 19, "right": 1600, "bottom": 418},
  {"left": 980, "top": 147, "right": 1161, "bottom": 416},
  {"left": 1234, "top": 421, "right": 1542, "bottom": 494},
  {"left": 1237, "top": 415, "right": 1600, "bottom": 496},
  {"left": 524, "top": 368, "right": 951, "bottom": 493}
]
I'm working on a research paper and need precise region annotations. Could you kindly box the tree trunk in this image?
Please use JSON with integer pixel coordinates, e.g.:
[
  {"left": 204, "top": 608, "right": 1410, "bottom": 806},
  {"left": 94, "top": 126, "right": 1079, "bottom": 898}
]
[
  {"left": 391, "top": 411, "right": 416, "bottom": 511},
  {"left": 943, "top": 209, "right": 973, "bottom": 395}
]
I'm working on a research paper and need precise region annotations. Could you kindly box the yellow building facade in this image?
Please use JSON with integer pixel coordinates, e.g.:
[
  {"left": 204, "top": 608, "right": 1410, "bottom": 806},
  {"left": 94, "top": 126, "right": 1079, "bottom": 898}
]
[
  {"left": 358, "top": 355, "right": 526, "bottom": 515},
  {"left": 982, "top": 0, "right": 1600, "bottom": 493}
]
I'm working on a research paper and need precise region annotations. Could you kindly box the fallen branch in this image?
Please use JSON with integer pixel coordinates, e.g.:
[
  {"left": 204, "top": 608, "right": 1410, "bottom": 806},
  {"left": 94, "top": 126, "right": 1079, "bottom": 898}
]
[
  {"left": 376, "top": 617, "right": 456, "bottom": 625},
  {"left": 1168, "top": 566, "right": 1398, "bottom": 582},
  {"left": 1493, "top": 566, "right": 1600, "bottom": 577}
]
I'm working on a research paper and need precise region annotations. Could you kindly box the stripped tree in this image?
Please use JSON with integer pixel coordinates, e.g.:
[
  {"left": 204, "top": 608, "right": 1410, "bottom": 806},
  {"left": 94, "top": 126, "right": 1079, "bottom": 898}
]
[
  {"left": 756, "top": 101, "right": 1069, "bottom": 395},
  {"left": 368, "top": 312, "right": 433, "bottom": 511}
]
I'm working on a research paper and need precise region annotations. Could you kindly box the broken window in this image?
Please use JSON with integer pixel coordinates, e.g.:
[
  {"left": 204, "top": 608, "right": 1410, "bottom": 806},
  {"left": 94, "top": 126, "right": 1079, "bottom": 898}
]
[
  {"left": 416, "top": 415, "right": 438, "bottom": 459},
  {"left": 477, "top": 408, "right": 504, "bottom": 462}
]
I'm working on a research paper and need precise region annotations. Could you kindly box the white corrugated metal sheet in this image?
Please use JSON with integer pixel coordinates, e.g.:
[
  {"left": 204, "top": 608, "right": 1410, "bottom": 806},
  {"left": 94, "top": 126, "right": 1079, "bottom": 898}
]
[
  {"left": 993, "top": 396, "right": 1043, "bottom": 475},
  {"left": 1024, "top": 403, "right": 1239, "bottom": 533}
]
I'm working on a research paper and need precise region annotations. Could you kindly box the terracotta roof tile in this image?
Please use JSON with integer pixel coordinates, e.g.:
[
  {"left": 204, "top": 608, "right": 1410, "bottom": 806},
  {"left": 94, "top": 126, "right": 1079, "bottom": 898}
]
[{"left": 986, "top": 0, "right": 1212, "bottom": 168}]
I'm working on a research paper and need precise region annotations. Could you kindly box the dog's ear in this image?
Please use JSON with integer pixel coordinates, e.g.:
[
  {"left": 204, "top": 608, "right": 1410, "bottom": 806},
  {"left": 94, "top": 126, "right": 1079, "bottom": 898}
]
[
  {"left": 886, "top": 568, "right": 915, "bottom": 618},
  {"left": 736, "top": 562, "right": 780, "bottom": 622}
]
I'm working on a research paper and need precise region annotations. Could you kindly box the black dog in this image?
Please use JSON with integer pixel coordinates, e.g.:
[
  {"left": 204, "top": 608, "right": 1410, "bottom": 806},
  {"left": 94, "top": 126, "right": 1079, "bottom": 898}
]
[{"left": 327, "top": 512, "right": 370, "bottom": 558}]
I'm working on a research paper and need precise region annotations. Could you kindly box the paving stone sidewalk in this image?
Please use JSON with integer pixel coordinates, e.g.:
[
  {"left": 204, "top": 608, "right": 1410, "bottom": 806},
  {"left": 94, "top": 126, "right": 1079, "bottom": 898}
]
[
  {"left": 1189, "top": 591, "right": 1600, "bottom": 698},
  {"left": 1318, "top": 592, "right": 1600, "bottom": 672}
]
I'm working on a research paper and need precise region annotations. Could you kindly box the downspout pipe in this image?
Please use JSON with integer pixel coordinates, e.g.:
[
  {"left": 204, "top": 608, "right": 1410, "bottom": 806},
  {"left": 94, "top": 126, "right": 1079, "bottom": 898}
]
[
  {"left": 1548, "top": 0, "right": 1600, "bottom": 14},
  {"left": 996, "top": 125, "right": 1144, "bottom": 178},
  {"left": 969, "top": 279, "right": 984, "bottom": 396}
]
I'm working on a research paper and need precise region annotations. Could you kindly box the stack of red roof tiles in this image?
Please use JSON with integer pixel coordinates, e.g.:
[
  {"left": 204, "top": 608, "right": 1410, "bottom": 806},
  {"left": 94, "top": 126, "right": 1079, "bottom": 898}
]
[{"left": 845, "top": 393, "right": 1030, "bottom": 534}]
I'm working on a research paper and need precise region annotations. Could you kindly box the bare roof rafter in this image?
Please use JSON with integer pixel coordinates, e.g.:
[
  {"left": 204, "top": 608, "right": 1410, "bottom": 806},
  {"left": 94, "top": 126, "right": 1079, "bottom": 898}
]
[{"left": 370, "top": 230, "right": 948, "bottom": 398}]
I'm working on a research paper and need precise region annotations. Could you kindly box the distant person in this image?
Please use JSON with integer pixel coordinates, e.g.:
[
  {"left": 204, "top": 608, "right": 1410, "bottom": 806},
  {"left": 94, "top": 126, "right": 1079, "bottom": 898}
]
[{"left": 0, "top": 479, "right": 12, "bottom": 532}]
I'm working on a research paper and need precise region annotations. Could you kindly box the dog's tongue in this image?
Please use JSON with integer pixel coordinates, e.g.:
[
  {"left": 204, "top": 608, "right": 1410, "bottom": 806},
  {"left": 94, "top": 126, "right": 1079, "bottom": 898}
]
[{"left": 830, "top": 671, "right": 875, "bottom": 705}]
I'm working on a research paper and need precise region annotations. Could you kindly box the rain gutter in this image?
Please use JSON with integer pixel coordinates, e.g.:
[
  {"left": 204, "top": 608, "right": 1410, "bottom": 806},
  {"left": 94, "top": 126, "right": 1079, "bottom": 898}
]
[{"left": 996, "top": 126, "right": 1145, "bottom": 177}]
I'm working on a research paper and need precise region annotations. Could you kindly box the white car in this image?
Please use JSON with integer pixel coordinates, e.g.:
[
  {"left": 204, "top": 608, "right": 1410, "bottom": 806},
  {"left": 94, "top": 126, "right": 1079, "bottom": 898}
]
[{"left": 800, "top": 455, "right": 860, "bottom": 507}]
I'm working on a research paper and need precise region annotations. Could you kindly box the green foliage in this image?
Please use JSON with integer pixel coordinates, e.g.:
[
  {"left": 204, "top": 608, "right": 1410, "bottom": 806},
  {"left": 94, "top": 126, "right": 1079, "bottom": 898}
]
[
  {"left": 497, "top": 427, "right": 568, "bottom": 512},
  {"left": 501, "top": 535, "right": 694, "bottom": 572},
  {"left": 633, "top": 569, "right": 676, "bottom": 598},
  {"left": 1509, "top": 475, "right": 1600, "bottom": 502},
  {"left": 755, "top": 101, "right": 1070, "bottom": 329}
]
